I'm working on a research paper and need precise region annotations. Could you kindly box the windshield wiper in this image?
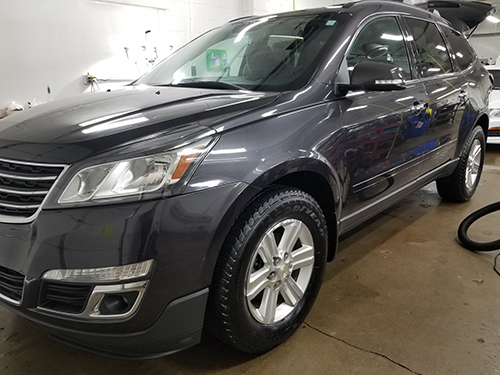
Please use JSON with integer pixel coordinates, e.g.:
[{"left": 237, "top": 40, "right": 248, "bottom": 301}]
[{"left": 165, "top": 81, "right": 247, "bottom": 91}]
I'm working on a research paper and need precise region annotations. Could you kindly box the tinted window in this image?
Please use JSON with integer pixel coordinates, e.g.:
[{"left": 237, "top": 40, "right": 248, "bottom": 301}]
[
  {"left": 490, "top": 70, "right": 500, "bottom": 89},
  {"left": 405, "top": 18, "right": 452, "bottom": 77},
  {"left": 441, "top": 26, "right": 475, "bottom": 71},
  {"left": 346, "top": 16, "right": 411, "bottom": 80},
  {"left": 136, "top": 13, "right": 348, "bottom": 92}
]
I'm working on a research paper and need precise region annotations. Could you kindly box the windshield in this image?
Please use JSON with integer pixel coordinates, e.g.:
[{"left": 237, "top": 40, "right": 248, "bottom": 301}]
[
  {"left": 136, "top": 12, "right": 348, "bottom": 92},
  {"left": 489, "top": 70, "right": 500, "bottom": 90}
]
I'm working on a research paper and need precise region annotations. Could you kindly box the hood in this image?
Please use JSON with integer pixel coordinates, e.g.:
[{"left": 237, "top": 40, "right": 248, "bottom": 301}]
[
  {"left": 0, "top": 86, "right": 278, "bottom": 164},
  {"left": 416, "top": 0, "right": 496, "bottom": 33}
]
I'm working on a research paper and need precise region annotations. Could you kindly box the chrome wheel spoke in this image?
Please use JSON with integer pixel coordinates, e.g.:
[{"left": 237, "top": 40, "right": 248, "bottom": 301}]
[
  {"left": 246, "top": 218, "right": 316, "bottom": 324},
  {"left": 279, "top": 221, "right": 302, "bottom": 252},
  {"left": 247, "top": 266, "right": 271, "bottom": 300},
  {"left": 260, "top": 287, "right": 279, "bottom": 324},
  {"left": 291, "top": 245, "right": 314, "bottom": 270},
  {"left": 466, "top": 171, "right": 473, "bottom": 189},
  {"left": 281, "top": 277, "right": 304, "bottom": 306},
  {"left": 259, "top": 232, "right": 279, "bottom": 264},
  {"left": 471, "top": 143, "right": 481, "bottom": 162},
  {"left": 465, "top": 140, "right": 482, "bottom": 190}
]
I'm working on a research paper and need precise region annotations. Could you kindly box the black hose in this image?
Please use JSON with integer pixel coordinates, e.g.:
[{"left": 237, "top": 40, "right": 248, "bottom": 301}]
[{"left": 457, "top": 201, "right": 500, "bottom": 252}]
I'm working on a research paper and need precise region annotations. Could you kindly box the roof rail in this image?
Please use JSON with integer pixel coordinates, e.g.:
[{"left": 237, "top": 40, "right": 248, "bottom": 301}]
[
  {"left": 357, "top": 0, "right": 415, "bottom": 4},
  {"left": 229, "top": 15, "right": 254, "bottom": 23}
]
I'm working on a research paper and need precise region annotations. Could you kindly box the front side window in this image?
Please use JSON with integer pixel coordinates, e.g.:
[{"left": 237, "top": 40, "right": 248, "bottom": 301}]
[
  {"left": 404, "top": 18, "right": 452, "bottom": 77},
  {"left": 441, "top": 26, "right": 475, "bottom": 71},
  {"left": 136, "top": 13, "right": 348, "bottom": 92},
  {"left": 346, "top": 16, "right": 412, "bottom": 80}
]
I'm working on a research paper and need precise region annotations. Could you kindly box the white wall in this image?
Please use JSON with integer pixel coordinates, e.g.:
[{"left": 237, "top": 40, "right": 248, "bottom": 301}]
[
  {"left": 0, "top": 0, "right": 338, "bottom": 112},
  {"left": 468, "top": 13, "right": 500, "bottom": 65},
  {"left": 469, "top": 36, "right": 500, "bottom": 65}
]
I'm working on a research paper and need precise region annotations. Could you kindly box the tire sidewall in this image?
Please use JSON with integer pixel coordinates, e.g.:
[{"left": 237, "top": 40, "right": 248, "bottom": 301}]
[
  {"left": 460, "top": 126, "right": 485, "bottom": 200},
  {"left": 229, "top": 191, "right": 327, "bottom": 352}
]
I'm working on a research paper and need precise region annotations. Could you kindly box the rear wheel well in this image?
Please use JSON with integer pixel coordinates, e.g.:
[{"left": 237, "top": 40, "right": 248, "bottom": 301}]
[{"left": 273, "top": 172, "right": 338, "bottom": 261}]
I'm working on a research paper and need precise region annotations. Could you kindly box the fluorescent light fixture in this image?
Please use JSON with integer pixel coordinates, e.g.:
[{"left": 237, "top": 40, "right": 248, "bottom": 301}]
[
  {"left": 396, "top": 96, "right": 415, "bottom": 102},
  {"left": 486, "top": 15, "right": 500, "bottom": 23},
  {"left": 261, "top": 109, "right": 278, "bottom": 117},
  {"left": 381, "top": 33, "right": 403, "bottom": 41},
  {"left": 82, "top": 115, "right": 148, "bottom": 134},
  {"left": 42, "top": 260, "right": 154, "bottom": 283},
  {"left": 79, "top": 111, "right": 132, "bottom": 127},
  {"left": 346, "top": 105, "right": 368, "bottom": 112},
  {"left": 235, "top": 16, "right": 276, "bottom": 43},
  {"left": 270, "top": 35, "right": 304, "bottom": 40},
  {"left": 211, "top": 148, "right": 247, "bottom": 154},
  {"left": 431, "top": 87, "right": 447, "bottom": 94}
]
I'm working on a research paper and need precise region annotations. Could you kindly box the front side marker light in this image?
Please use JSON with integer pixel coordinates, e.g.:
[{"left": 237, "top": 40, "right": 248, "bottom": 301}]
[
  {"left": 171, "top": 146, "right": 205, "bottom": 180},
  {"left": 42, "top": 260, "right": 154, "bottom": 283}
]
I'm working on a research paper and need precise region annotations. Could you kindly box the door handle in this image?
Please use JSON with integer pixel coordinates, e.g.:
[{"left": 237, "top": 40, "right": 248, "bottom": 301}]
[{"left": 411, "top": 102, "right": 427, "bottom": 115}]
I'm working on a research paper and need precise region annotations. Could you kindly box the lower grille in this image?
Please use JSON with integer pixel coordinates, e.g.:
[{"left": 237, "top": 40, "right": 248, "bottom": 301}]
[
  {"left": 0, "top": 265, "right": 25, "bottom": 304},
  {"left": 39, "top": 282, "right": 93, "bottom": 314},
  {"left": 489, "top": 129, "right": 500, "bottom": 137}
]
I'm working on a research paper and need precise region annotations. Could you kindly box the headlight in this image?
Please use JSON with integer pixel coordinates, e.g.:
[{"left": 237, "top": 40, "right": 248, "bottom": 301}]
[
  {"left": 58, "top": 138, "right": 212, "bottom": 204},
  {"left": 491, "top": 109, "right": 500, "bottom": 117}
]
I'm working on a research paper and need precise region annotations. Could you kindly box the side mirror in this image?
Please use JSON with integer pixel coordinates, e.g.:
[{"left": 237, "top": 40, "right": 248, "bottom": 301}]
[{"left": 340, "top": 61, "right": 406, "bottom": 92}]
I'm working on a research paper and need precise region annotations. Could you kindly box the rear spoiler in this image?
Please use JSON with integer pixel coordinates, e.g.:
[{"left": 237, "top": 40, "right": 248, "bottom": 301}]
[{"left": 415, "top": 0, "right": 496, "bottom": 35}]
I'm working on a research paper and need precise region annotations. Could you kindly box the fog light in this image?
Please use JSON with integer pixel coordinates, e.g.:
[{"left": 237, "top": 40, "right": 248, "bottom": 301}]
[
  {"left": 99, "top": 292, "right": 139, "bottom": 315},
  {"left": 41, "top": 260, "right": 153, "bottom": 283}
]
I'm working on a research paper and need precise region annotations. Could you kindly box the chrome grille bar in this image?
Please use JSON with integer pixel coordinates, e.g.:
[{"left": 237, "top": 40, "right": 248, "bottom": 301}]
[{"left": 0, "top": 158, "right": 66, "bottom": 222}]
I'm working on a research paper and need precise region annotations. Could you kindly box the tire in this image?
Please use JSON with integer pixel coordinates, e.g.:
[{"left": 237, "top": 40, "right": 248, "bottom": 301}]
[
  {"left": 206, "top": 186, "right": 328, "bottom": 353},
  {"left": 436, "top": 126, "right": 485, "bottom": 202},
  {"left": 457, "top": 202, "right": 500, "bottom": 251}
]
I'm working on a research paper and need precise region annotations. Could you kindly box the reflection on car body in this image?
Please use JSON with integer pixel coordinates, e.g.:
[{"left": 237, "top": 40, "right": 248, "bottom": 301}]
[
  {"left": 486, "top": 63, "right": 500, "bottom": 143},
  {"left": 0, "top": 0, "right": 494, "bottom": 358}
]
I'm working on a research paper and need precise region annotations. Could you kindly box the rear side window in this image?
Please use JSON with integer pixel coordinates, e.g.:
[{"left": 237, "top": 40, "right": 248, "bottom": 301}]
[
  {"left": 490, "top": 70, "right": 500, "bottom": 89},
  {"left": 404, "top": 18, "right": 452, "bottom": 78},
  {"left": 441, "top": 26, "right": 475, "bottom": 71}
]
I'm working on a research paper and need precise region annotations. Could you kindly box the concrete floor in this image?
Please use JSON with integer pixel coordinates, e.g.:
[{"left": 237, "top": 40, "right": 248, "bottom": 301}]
[{"left": 1, "top": 144, "right": 500, "bottom": 375}]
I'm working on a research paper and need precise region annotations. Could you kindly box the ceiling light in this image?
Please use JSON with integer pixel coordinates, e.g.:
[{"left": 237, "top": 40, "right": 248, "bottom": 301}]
[{"left": 486, "top": 15, "right": 500, "bottom": 23}]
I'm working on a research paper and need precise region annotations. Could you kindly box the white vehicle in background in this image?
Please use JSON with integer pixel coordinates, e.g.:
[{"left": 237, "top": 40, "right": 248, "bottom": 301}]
[{"left": 486, "top": 59, "right": 500, "bottom": 144}]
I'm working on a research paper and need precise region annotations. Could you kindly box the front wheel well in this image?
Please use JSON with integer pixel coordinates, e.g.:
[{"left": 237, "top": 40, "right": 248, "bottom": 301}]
[
  {"left": 475, "top": 114, "right": 489, "bottom": 142},
  {"left": 273, "top": 172, "right": 338, "bottom": 261}
]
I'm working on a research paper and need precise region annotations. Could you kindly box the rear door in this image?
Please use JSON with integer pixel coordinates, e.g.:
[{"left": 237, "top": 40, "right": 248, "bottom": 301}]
[{"left": 403, "top": 17, "right": 468, "bottom": 172}]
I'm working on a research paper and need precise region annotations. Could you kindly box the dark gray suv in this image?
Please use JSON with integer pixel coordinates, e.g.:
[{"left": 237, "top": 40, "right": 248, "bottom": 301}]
[{"left": 0, "top": 0, "right": 494, "bottom": 358}]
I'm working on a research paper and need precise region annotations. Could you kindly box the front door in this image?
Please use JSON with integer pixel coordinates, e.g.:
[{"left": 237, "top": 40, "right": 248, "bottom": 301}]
[{"left": 337, "top": 15, "right": 429, "bottom": 230}]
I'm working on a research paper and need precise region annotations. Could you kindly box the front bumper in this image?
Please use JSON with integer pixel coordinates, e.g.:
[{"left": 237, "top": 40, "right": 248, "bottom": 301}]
[
  {"left": 0, "top": 182, "right": 253, "bottom": 357},
  {"left": 488, "top": 116, "right": 500, "bottom": 144}
]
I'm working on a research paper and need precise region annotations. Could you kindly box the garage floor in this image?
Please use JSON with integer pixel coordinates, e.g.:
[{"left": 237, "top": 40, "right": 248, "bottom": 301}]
[{"left": 1, "top": 144, "right": 500, "bottom": 375}]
